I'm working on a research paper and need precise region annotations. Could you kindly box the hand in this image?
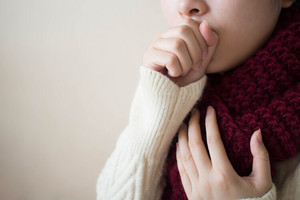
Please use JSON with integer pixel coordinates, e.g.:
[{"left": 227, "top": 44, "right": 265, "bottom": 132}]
[
  {"left": 143, "top": 19, "right": 218, "bottom": 87},
  {"left": 176, "top": 107, "right": 272, "bottom": 200}
]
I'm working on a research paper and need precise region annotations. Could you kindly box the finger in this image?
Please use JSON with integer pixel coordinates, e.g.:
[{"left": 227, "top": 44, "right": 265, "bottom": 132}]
[
  {"left": 178, "top": 19, "right": 208, "bottom": 62},
  {"left": 143, "top": 48, "right": 182, "bottom": 77},
  {"left": 176, "top": 142, "right": 192, "bottom": 194},
  {"left": 153, "top": 37, "right": 193, "bottom": 76},
  {"left": 205, "top": 106, "right": 233, "bottom": 170},
  {"left": 249, "top": 129, "right": 272, "bottom": 189},
  {"left": 178, "top": 123, "right": 199, "bottom": 183},
  {"left": 199, "top": 20, "right": 218, "bottom": 47},
  {"left": 188, "top": 109, "right": 211, "bottom": 172},
  {"left": 160, "top": 20, "right": 206, "bottom": 70},
  {"left": 199, "top": 20, "right": 219, "bottom": 68}
]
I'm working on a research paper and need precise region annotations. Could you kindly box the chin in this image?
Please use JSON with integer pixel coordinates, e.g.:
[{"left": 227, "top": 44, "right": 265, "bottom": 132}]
[
  {"left": 205, "top": 60, "right": 225, "bottom": 74},
  {"left": 206, "top": 57, "right": 241, "bottom": 74}
]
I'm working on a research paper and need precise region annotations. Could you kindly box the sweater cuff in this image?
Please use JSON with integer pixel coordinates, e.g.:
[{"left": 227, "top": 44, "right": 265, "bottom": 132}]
[
  {"left": 117, "top": 66, "right": 207, "bottom": 160},
  {"left": 239, "top": 184, "right": 276, "bottom": 200}
]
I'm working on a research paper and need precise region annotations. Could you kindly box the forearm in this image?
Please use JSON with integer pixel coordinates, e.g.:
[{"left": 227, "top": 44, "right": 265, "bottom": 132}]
[{"left": 96, "top": 66, "right": 207, "bottom": 200}]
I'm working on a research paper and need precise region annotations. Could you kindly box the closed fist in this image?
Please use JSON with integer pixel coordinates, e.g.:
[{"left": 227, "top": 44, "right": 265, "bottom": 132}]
[{"left": 143, "top": 19, "right": 218, "bottom": 86}]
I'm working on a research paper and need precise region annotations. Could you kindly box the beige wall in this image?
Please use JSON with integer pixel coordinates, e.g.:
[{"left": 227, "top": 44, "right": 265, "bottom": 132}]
[{"left": 0, "top": 0, "right": 167, "bottom": 199}]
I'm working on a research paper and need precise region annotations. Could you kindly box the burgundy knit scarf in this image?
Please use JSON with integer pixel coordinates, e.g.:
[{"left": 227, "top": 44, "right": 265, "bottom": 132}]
[{"left": 163, "top": 3, "right": 300, "bottom": 199}]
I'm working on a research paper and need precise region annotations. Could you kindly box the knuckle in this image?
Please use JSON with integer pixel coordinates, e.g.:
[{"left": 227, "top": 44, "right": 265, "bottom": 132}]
[
  {"left": 182, "top": 62, "right": 192, "bottom": 75},
  {"left": 257, "top": 150, "right": 270, "bottom": 162},
  {"left": 178, "top": 25, "right": 192, "bottom": 36},
  {"left": 182, "top": 152, "right": 193, "bottom": 163},
  {"left": 213, "top": 171, "right": 229, "bottom": 189},
  {"left": 178, "top": 165, "right": 186, "bottom": 175},
  {"left": 173, "top": 39, "right": 185, "bottom": 51}
]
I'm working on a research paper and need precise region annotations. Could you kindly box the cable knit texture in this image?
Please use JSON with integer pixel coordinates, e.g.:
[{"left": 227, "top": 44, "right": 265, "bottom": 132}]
[
  {"left": 163, "top": 3, "right": 300, "bottom": 199},
  {"left": 96, "top": 66, "right": 207, "bottom": 200}
]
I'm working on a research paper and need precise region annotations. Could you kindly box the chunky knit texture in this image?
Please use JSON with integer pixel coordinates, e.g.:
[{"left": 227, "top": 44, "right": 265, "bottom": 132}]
[{"left": 163, "top": 3, "right": 300, "bottom": 199}]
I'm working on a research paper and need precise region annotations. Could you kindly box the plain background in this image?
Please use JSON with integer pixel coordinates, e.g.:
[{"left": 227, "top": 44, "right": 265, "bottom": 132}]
[{"left": 0, "top": 0, "right": 167, "bottom": 199}]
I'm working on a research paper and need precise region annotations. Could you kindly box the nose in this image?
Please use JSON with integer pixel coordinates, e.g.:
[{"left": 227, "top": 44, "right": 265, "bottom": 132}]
[{"left": 178, "top": 0, "right": 208, "bottom": 17}]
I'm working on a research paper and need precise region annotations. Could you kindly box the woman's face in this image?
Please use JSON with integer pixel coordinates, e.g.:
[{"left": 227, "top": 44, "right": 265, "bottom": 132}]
[{"left": 160, "top": 0, "right": 293, "bottom": 73}]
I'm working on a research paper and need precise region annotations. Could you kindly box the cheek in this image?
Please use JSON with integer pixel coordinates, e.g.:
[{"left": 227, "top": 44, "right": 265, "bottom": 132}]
[
  {"left": 206, "top": 1, "right": 281, "bottom": 73},
  {"left": 161, "top": 0, "right": 180, "bottom": 26}
]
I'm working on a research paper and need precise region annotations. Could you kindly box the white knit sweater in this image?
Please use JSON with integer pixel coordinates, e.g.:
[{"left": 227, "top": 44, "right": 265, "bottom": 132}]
[{"left": 96, "top": 66, "right": 300, "bottom": 200}]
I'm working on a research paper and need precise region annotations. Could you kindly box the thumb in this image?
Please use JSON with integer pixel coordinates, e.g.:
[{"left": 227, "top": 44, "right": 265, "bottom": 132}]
[
  {"left": 199, "top": 20, "right": 218, "bottom": 67},
  {"left": 249, "top": 129, "right": 272, "bottom": 188}
]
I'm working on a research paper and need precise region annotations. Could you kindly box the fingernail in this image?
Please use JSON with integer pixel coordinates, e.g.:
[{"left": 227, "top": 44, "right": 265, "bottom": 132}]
[
  {"left": 256, "top": 129, "right": 263, "bottom": 143},
  {"left": 207, "top": 106, "right": 213, "bottom": 115},
  {"left": 200, "top": 20, "right": 210, "bottom": 31},
  {"left": 202, "top": 20, "right": 209, "bottom": 28}
]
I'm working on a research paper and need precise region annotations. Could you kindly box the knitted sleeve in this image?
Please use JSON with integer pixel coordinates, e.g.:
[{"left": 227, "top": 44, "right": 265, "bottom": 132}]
[{"left": 96, "top": 66, "right": 207, "bottom": 200}]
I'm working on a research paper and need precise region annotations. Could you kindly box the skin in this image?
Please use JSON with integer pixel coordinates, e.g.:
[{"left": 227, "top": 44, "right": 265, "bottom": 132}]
[
  {"left": 143, "top": 0, "right": 295, "bottom": 199},
  {"left": 143, "top": 19, "right": 218, "bottom": 86},
  {"left": 144, "top": 0, "right": 295, "bottom": 86},
  {"left": 177, "top": 108, "right": 272, "bottom": 199},
  {"left": 160, "top": 0, "right": 291, "bottom": 74}
]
